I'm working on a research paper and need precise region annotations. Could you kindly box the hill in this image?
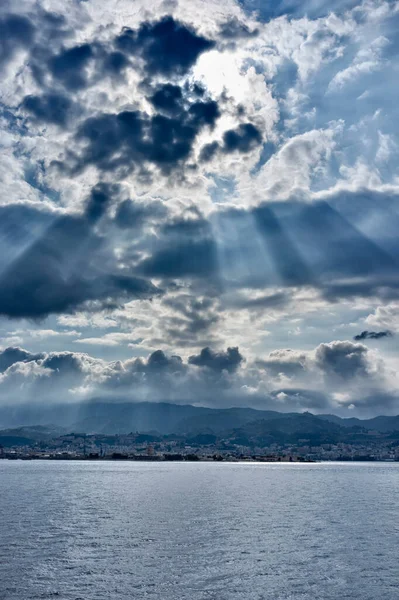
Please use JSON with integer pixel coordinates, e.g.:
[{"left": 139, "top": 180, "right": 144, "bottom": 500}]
[{"left": 0, "top": 400, "right": 398, "bottom": 439}]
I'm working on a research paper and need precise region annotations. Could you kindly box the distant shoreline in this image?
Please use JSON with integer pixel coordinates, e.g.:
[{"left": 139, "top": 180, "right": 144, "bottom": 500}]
[
  {"left": 2, "top": 457, "right": 399, "bottom": 464},
  {"left": 1, "top": 455, "right": 317, "bottom": 463}
]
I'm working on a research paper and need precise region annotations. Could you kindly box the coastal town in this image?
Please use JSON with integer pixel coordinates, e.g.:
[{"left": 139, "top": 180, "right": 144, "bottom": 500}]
[{"left": 1, "top": 430, "right": 399, "bottom": 462}]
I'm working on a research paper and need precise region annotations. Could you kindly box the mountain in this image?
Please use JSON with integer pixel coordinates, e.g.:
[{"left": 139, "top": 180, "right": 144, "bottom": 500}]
[
  {"left": 175, "top": 408, "right": 284, "bottom": 434},
  {"left": 0, "top": 400, "right": 399, "bottom": 436},
  {"left": 0, "top": 425, "right": 65, "bottom": 447},
  {"left": 0, "top": 400, "right": 206, "bottom": 434},
  {"left": 318, "top": 413, "right": 399, "bottom": 432},
  {"left": 227, "top": 412, "right": 348, "bottom": 446}
]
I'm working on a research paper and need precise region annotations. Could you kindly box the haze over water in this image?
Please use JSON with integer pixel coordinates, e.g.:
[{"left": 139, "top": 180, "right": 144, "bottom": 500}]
[{"left": 1, "top": 461, "right": 398, "bottom": 600}]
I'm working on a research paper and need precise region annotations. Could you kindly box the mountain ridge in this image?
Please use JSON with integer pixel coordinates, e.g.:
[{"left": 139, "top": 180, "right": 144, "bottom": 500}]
[{"left": 1, "top": 400, "right": 399, "bottom": 436}]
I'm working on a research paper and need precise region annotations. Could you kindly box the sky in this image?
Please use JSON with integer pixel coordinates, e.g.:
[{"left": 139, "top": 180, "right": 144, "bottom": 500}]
[{"left": 0, "top": 0, "right": 398, "bottom": 417}]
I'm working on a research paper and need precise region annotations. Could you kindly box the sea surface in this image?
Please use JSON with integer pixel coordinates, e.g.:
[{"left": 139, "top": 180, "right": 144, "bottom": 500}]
[{"left": 0, "top": 461, "right": 398, "bottom": 600}]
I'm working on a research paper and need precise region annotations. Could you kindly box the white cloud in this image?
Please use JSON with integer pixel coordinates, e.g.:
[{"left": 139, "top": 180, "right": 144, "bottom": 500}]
[
  {"left": 253, "top": 126, "right": 340, "bottom": 202},
  {"left": 366, "top": 303, "right": 399, "bottom": 333}
]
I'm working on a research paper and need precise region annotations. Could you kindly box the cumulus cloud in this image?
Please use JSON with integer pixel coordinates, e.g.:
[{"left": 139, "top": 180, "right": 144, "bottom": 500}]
[
  {"left": 188, "top": 346, "right": 244, "bottom": 372},
  {"left": 256, "top": 349, "right": 308, "bottom": 377},
  {"left": 0, "top": 347, "right": 44, "bottom": 373},
  {"left": 365, "top": 303, "right": 399, "bottom": 333},
  {"left": 314, "top": 340, "right": 371, "bottom": 380},
  {"left": 0, "top": 339, "right": 396, "bottom": 416}
]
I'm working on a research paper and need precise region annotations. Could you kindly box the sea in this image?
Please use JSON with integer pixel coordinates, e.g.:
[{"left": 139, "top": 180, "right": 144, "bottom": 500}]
[{"left": 0, "top": 460, "right": 398, "bottom": 600}]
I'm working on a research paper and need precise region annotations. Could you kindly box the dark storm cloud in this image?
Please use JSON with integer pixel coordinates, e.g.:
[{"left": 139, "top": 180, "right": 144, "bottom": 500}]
[
  {"left": 200, "top": 123, "right": 262, "bottom": 161},
  {"left": 0, "top": 191, "right": 160, "bottom": 319},
  {"left": 0, "top": 13, "right": 35, "bottom": 69},
  {"left": 189, "top": 347, "right": 244, "bottom": 372},
  {"left": 354, "top": 330, "right": 393, "bottom": 341},
  {"left": 21, "top": 92, "right": 75, "bottom": 127},
  {"left": 66, "top": 94, "right": 220, "bottom": 175},
  {"left": 115, "top": 16, "right": 214, "bottom": 76}
]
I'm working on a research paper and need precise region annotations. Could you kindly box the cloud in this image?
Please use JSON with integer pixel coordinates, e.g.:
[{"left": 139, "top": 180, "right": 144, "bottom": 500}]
[
  {"left": 200, "top": 122, "right": 262, "bottom": 161},
  {"left": 115, "top": 16, "right": 214, "bottom": 76},
  {"left": 138, "top": 214, "right": 218, "bottom": 279},
  {"left": 256, "top": 349, "right": 308, "bottom": 377},
  {"left": 328, "top": 36, "right": 389, "bottom": 91},
  {"left": 254, "top": 127, "right": 338, "bottom": 200},
  {"left": 0, "top": 347, "right": 44, "bottom": 373},
  {"left": 0, "top": 339, "right": 396, "bottom": 416},
  {"left": 21, "top": 92, "right": 75, "bottom": 127},
  {"left": 254, "top": 339, "right": 393, "bottom": 402},
  {"left": 188, "top": 346, "right": 244, "bottom": 372},
  {"left": 85, "top": 182, "right": 119, "bottom": 223},
  {"left": 0, "top": 191, "right": 160, "bottom": 319},
  {"left": 149, "top": 83, "right": 184, "bottom": 114},
  {"left": 48, "top": 43, "right": 93, "bottom": 91},
  {"left": 63, "top": 92, "right": 220, "bottom": 176},
  {"left": 365, "top": 303, "right": 399, "bottom": 334},
  {"left": 314, "top": 340, "right": 370, "bottom": 380},
  {"left": 218, "top": 17, "right": 258, "bottom": 40},
  {"left": 160, "top": 294, "right": 220, "bottom": 347},
  {"left": 0, "top": 0, "right": 398, "bottom": 419},
  {"left": 114, "top": 198, "right": 168, "bottom": 230},
  {"left": 0, "top": 13, "right": 35, "bottom": 70},
  {"left": 353, "top": 330, "right": 393, "bottom": 341}
]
